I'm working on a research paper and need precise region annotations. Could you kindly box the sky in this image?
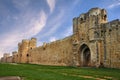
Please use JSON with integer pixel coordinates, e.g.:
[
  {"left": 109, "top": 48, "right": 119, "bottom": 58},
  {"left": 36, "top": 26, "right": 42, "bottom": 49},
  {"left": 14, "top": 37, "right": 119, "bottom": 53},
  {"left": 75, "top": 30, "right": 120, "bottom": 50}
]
[{"left": 0, "top": 0, "right": 120, "bottom": 58}]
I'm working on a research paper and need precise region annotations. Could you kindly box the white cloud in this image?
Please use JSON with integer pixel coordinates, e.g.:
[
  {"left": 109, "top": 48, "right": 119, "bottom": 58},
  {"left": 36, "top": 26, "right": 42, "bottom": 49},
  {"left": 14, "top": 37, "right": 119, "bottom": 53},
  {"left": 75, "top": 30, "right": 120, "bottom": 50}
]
[
  {"left": 24, "top": 10, "right": 47, "bottom": 37},
  {"left": 108, "top": 1, "right": 120, "bottom": 9},
  {"left": 46, "top": 0, "right": 56, "bottom": 13},
  {"left": 49, "top": 37, "right": 56, "bottom": 42},
  {"left": 0, "top": 33, "right": 20, "bottom": 58},
  {"left": 39, "top": 9, "right": 64, "bottom": 38},
  {"left": 0, "top": 10, "right": 47, "bottom": 58}
]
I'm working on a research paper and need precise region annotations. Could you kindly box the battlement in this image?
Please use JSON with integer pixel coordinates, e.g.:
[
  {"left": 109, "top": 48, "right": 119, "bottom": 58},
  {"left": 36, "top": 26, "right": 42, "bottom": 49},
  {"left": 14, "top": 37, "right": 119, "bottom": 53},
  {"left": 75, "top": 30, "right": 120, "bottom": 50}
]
[
  {"left": 22, "top": 39, "right": 29, "bottom": 43},
  {"left": 103, "top": 19, "right": 120, "bottom": 34},
  {"left": 12, "top": 51, "right": 17, "bottom": 56},
  {"left": 74, "top": 8, "right": 107, "bottom": 22},
  {"left": 88, "top": 7, "right": 102, "bottom": 16},
  {"left": 31, "top": 37, "right": 37, "bottom": 40},
  {"left": 78, "top": 7, "right": 107, "bottom": 22},
  {"left": 108, "top": 19, "right": 120, "bottom": 25},
  {"left": 18, "top": 38, "right": 37, "bottom": 48},
  {"left": 4, "top": 53, "right": 10, "bottom": 58},
  {"left": 18, "top": 42, "right": 22, "bottom": 46}
]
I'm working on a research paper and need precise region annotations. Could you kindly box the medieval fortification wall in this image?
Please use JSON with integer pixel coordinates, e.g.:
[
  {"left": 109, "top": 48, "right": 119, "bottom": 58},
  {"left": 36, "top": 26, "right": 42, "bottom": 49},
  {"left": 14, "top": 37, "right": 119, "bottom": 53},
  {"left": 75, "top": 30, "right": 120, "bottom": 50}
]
[
  {"left": 28, "top": 36, "right": 74, "bottom": 66},
  {"left": 0, "top": 7, "right": 120, "bottom": 68}
]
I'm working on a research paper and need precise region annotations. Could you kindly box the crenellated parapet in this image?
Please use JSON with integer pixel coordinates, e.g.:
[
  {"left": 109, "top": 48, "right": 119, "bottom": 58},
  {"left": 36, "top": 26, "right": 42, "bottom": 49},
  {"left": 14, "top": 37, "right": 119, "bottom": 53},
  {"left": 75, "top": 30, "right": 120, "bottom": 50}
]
[
  {"left": 1, "top": 53, "right": 10, "bottom": 63},
  {"left": 29, "top": 38, "right": 37, "bottom": 50},
  {"left": 4, "top": 53, "right": 10, "bottom": 58}
]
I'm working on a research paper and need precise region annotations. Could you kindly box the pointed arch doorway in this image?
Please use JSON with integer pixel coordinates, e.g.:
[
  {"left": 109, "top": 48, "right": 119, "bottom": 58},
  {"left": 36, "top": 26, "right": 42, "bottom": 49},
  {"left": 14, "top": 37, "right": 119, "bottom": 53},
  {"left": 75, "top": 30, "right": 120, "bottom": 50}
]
[{"left": 80, "top": 44, "right": 91, "bottom": 67}]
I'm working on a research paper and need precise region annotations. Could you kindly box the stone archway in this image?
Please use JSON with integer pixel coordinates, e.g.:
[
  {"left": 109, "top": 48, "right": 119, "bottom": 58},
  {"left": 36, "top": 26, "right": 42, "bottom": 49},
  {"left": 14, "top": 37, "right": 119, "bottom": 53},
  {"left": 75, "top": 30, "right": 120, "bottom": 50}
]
[{"left": 80, "top": 44, "right": 91, "bottom": 67}]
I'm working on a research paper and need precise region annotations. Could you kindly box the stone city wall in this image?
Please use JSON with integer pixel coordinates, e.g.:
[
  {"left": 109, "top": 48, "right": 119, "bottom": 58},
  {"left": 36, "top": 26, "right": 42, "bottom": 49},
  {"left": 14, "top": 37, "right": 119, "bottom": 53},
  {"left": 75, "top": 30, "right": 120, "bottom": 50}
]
[
  {"left": 0, "top": 7, "right": 120, "bottom": 69},
  {"left": 28, "top": 36, "right": 74, "bottom": 66},
  {"left": 103, "top": 19, "right": 120, "bottom": 68}
]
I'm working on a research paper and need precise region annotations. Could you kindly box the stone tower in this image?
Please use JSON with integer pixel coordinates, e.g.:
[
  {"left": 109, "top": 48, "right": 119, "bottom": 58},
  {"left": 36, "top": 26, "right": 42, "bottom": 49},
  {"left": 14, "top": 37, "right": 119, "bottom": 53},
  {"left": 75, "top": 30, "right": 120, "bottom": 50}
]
[
  {"left": 18, "top": 38, "right": 37, "bottom": 63},
  {"left": 4, "top": 53, "right": 10, "bottom": 58},
  {"left": 3, "top": 53, "right": 10, "bottom": 62},
  {"left": 12, "top": 51, "right": 18, "bottom": 63},
  {"left": 73, "top": 8, "right": 107, "bottom": 41},
  {"left": 18, "top": 39, "right": 29, "bottom": 63},
  {"left": 72, "top": 8, "right": 108, "bottom": 67}
]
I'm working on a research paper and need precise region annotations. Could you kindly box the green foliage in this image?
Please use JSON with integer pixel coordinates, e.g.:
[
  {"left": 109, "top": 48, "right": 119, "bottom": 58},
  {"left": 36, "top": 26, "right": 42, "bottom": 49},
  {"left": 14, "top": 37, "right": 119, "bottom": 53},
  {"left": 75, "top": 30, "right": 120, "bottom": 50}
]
[{"left": 0, "top": 63, "right": 119, "bottom": 80}]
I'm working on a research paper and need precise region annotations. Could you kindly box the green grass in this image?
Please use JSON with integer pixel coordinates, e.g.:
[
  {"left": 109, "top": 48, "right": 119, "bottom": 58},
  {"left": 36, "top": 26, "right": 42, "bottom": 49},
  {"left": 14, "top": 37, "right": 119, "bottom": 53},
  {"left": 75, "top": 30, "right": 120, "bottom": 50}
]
[{"left": 0, "top": 63, "right": 120, "bottom": 80}]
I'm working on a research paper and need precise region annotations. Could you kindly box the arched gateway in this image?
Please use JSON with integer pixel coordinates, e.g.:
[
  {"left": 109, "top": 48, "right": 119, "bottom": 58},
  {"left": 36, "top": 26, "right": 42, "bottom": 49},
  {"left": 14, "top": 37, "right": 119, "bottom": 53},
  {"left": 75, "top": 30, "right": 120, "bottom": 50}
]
[{"left": 80, "top": 44, "right": 91, "bottom": 67}]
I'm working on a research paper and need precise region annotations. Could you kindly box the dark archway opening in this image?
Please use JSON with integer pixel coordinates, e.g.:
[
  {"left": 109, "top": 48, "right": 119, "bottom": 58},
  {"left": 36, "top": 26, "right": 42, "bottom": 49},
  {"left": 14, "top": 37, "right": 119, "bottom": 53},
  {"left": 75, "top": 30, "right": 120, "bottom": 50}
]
[
  {"left": 83, "top": 48, "right": 90, "bottom": 66},
  {"left": 80, "top": 44, "right": 91, "bottom": 67}
]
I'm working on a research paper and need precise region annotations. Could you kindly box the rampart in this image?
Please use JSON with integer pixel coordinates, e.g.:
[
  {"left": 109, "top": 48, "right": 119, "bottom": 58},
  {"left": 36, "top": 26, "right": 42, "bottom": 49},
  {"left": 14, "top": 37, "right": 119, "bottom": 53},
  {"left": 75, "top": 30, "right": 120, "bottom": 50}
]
[{"left": 1, "top": 7, "right": 120, "bottom": 68}]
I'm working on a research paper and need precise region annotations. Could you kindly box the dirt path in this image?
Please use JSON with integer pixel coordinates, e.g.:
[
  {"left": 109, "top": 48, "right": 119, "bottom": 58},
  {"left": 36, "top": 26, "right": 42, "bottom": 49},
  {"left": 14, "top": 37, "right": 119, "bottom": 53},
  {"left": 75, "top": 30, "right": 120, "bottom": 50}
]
[{"left": 0, "top": 76, "right": 22, "bottom": 80}]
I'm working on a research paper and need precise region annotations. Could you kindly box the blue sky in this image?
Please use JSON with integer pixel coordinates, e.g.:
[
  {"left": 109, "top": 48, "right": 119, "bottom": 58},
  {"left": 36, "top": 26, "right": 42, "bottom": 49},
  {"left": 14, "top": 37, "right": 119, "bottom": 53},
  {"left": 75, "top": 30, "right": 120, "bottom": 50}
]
[{"left": 0, "top": 0, "right": 120, "bottom": 57}]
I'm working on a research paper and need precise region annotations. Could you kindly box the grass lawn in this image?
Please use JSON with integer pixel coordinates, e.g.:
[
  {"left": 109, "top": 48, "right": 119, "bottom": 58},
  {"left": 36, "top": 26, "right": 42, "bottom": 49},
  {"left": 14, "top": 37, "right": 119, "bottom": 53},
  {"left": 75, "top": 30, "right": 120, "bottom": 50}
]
[{"left": 0, "top": 63, "right": 120, "bottom": 80}]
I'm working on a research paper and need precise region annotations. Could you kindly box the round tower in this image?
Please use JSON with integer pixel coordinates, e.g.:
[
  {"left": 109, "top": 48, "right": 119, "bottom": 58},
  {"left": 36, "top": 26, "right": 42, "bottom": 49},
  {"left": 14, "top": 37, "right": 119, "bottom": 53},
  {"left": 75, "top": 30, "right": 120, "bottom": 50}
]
[
  {"left": 22, "top": 39, "right": 29, "bottom": 51},
  {"left": 21, "top": 39, "right": 29, "bottom": 63}
]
